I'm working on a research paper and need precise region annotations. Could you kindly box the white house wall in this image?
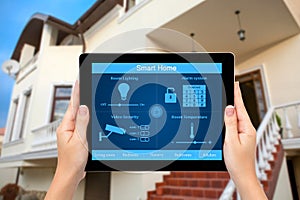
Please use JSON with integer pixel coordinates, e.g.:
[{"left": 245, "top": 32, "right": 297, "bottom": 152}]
[
  {"left": 237, "top": 34, "right": 300, "bottom": 106},
  {"left": 273, "top": 157, "right": 294, "bottom": 199},
  {"left": 0, "top": 168, "right": 17, "bottom": 189},
  {"left": 29, "top": 45, "right": 82, "bottom": 128},
  {"left": 14, "top": 167, "right": 84, "bottom": 200},
  {"left": 84, "top": 0, "right": 205, "bottom": 52},
  {"left": 2, "top": 64, "right": 38, "bottom": 156},
  {"left": 236, "top": 33, "right": 300, "bottom": 138},
  {"left": 110, "top": 171, "right": 169, "bottom": 200}
]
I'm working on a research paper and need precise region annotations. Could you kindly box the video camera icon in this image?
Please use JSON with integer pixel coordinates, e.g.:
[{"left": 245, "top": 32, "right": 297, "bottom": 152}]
[{"left": 99, "top": 124, "right": 126, "bottom": 142}]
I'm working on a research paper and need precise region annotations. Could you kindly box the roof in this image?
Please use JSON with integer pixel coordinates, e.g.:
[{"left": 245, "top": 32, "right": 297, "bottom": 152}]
[
  {"left": 0, "top": 128, "right": 5, "bottom": 136},
  {"left": 11, "top": 0, "right": 123, "bottom": 61}
]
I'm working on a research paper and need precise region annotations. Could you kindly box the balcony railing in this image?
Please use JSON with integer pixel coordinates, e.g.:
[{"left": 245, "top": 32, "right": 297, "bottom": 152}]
[
  {"left": 31, "top": 119, "right": 61, "bottom": 151},
  {"left": 220, "top": 100, "right": 300, "bottom": 200},
  {"left": 275, "top": 101, "right": 300, "bottom": 139}
]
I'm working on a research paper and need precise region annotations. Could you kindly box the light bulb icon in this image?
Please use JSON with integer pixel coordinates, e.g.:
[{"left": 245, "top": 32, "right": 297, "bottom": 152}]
[{"left": 118, "top": 83, "right": 130, "bottom": 101}]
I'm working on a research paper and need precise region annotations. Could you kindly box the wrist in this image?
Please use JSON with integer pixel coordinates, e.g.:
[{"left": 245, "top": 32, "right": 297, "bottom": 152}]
[
  {"left": 45, "top": 165, "right": 82, "bottom": 200},
  {"left": 234, "top": 172, "right": 258, "bottom": 188},
  {"left": 234, "top": 175, "right": 266, "bottom": 200},
  {"left": 55, "top": 164, "right": 83, "bottom": 186}
]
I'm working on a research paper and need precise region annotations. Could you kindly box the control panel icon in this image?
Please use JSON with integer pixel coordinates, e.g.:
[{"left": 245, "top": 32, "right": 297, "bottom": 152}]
[
  {"left": 99, "top": 124, "right": 126, "bottom": 142},
  {"left": 165, "top": 87, "right": 176, "bottom": 103}
]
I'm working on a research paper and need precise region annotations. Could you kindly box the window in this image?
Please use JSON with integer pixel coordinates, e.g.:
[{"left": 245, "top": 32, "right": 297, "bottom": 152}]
[
  {"left": 51, "top": 86, "right": 72, "bottom": 122},
  {"left": 7, "top": 99, "right": 19, "bottom": 142},
  {"left": 20, "top": 90, "right": 31, "bottom": 138},
  {"left": 5, "top": 88, "right": 33, "bottom": 143}
]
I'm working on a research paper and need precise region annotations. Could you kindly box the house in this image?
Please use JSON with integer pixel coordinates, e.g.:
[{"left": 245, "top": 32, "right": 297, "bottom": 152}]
[{"left": 1, "top": 0, "right": 300, "bottom": 199}]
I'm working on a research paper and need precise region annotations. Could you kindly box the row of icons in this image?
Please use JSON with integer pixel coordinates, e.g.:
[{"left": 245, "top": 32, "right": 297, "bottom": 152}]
[
  {"left": 98, "top": 121, "right": 198, "bottom": 143},
  {"left": 116, "top": 83, "right": 207, "bottom": 107}
]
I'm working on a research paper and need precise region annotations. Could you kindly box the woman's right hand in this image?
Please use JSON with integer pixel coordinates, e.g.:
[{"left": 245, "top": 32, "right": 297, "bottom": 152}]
[{"left": 224, "top": 82, "right": 267, "bottom": 200}]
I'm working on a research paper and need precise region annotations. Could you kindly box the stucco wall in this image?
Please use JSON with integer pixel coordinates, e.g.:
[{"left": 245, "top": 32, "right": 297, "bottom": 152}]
[
  {"left": 84, "top": 0, "right": 205, "bottom": 52},
  {"left": 273, "top": 157, "right": 293, "bottom": 200},
  {"left": 236, "top": 33, "right": 300, "bottom": 137},
  {"left": 237, "top": 34, "right": 300, "bottom": 105},
  {"left": 17, "top": 167, "right": 85, "bottom": 200},
  {"left": 110, "top": 171, "right": 169, "bottom": 200},
  {"left": 0, "top": 168, "right": 17, "bottom": 189}
]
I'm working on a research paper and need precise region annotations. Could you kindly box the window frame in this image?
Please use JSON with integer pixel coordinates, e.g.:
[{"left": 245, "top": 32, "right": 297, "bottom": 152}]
[
  {"left": 7, "top": 98, "right": 19, "bottom": 142},
  {"left": 50, "top": 85, "right": 72, "bottom": 122},
  {"left": 19, "top": 89, "right": 32, "bottom": 139}
]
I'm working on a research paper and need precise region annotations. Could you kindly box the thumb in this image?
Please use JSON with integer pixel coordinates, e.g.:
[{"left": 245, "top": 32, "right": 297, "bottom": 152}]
[
  {"left": 75, "top": 105, "right": 89, "bottom": 143},
  {"left": 224, "top": 105, "right": 238, "bottom": 142}
]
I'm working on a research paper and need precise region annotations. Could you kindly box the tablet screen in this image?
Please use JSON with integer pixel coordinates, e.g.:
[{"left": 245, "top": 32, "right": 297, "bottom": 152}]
[{"left": 81, "top": 53, "right": 234, "bottom": 171}]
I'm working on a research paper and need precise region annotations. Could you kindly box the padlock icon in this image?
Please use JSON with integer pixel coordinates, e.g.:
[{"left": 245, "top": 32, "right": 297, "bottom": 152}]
[{"left": 165, "top": 87, "right": 177, "bottom": 103}]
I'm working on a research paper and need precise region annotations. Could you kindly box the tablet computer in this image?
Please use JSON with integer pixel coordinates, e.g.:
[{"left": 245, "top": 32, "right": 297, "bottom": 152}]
[{"left": 80, "top": 53, "right": 234, "bottom": 171}]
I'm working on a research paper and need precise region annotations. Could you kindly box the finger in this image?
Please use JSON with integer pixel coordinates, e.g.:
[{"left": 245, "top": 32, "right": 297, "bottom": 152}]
[
  {"left": 58, "top": 101, "right": 75, "bottom": 135},
  {"left": 75, "top": 105, "right": 89, "bottom": 143},
  {"left": 224, "top": 105, "right": 239, "bottom": 143},
  {"left": 71, "top": 80, "right": 80, "bottom": 119},
  {"left": 58, "top": 80, "right": 79, "bottom": 133},
  {"left": 234, "top": 82, "right": 253, "bottom": 132}
]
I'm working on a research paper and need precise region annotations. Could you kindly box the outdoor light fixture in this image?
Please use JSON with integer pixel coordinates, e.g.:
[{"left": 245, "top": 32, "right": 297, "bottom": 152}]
[
  {"left": 235, "top": 10, "right": 246, "bottom": 41},
  {"left": 190, "top": 33, "right": 196, "bottom": 52}
]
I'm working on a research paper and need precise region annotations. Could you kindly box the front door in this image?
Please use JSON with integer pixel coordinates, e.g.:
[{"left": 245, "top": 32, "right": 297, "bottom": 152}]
[
  {"left": 84, "top": 172, "right": 111, "bottom": 200},
  {"left": 236, "top": 69, "right": 267, "bottom": 129}
]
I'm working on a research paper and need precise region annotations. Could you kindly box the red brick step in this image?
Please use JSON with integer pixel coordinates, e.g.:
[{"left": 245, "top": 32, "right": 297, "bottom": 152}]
[{"left": 148, "top": 194, "right": 217, "bottom": 200}]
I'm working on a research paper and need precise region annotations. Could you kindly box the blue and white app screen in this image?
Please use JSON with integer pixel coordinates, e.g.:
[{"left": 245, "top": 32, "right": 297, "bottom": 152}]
[{"left": 92, "top": 62, "right": 223, "bottom": 161}]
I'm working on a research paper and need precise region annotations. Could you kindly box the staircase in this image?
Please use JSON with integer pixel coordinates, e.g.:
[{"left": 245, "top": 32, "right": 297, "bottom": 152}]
[
  {"left": 148, "top": 144, "right": 284, "bottom": 200},
  {"left": 147, "top": 143, "right": 283, "bottom": 200},
  {"left": 147, "top": 171, "right": 230, "bottom": 200},
  {"left": 262, "top": 143, "right": 284, "bottom": 199},
  {"left": 148, "top": 101, "right": 300, "bottom": 200}
]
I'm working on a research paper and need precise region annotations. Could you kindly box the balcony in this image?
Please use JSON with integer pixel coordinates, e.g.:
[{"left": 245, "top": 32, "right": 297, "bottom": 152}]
[
  {"left": 31, "top": 120, "right": 61, "bottom": 151},
  {"left": 16, "top": 52, "right": 39, "bottom": 83}
]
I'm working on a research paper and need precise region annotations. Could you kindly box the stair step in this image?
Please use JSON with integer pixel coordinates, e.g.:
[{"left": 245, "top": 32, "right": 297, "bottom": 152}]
[
  {"left": 148, "top": 190, "right": 156, "bottom": 197},
  {"left": 164, "top": 177, "right": 229, "bottom": 188},
  {"left": 265, "top": 170, "right": 273, "bottom": 179},
  {"left": 158, "top": 185, "right": 223, "bottom": 198},
  {"left": 148, "top": 194, "right": 218, "bottom": 200},
  {"left": 170, "top": 172, "right": 230, "bottom": 179},
  {"left": 275, "top": 144, "right": 281, "bottom": 152},
  {"left": 261, "top": 180, "right": 269, "bottom": 191},
  {"left": 269, "top": 160, "right": 276, "bottom": 168}
]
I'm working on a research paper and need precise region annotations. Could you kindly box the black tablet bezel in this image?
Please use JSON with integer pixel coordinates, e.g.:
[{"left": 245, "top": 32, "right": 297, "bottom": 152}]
[{"left": 80, "top": 53, "right": 234, "bottom": 171}]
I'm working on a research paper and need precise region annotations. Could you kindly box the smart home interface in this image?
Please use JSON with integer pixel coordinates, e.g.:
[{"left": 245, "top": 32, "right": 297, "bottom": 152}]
[{"left": 82, "top": 53, "right": 233, "bottom": 171}]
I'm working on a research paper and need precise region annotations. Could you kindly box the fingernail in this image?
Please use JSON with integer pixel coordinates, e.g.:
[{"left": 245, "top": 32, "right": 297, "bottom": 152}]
[
  {"left": 79, "top": 105, "right": 87, "bottom": 116},
  {"left": 226, "top": 105, "right": 235, "bottom": 116}
]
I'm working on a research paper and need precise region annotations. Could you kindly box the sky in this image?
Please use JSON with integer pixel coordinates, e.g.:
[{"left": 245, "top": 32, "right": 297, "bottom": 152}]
[{"left": 0, "top": 0, "right": 96, "bottom": 128}]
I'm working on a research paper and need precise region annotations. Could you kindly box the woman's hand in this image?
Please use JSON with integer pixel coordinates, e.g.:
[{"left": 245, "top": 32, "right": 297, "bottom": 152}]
[
  {"left": 45, "top": 80, "right": 89, "bottom": 200},
  {"left": 224, "top": 82, "right": 267, "bottom": 200}
]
